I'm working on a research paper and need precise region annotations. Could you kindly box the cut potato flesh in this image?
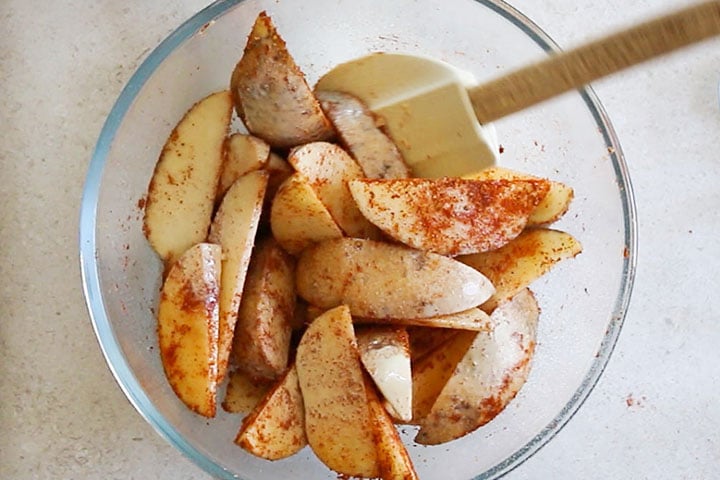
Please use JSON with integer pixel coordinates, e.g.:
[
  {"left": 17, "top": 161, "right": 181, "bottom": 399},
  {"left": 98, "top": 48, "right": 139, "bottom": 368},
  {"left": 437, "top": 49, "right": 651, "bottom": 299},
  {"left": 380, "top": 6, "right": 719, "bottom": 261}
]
[
  {"left": 356, "top": 326, "right": 412, "bottom": 422},
  {"left": 411, "top": 330, "right": 477, "bottom": 422},
  {"left": 415, "top": 288, "right": 539, "bottom": 444},
  {"left": 208, "top": 170, "right": 268, "bottom": 382},
  {"left": 296, "top": 238, "right": 494, "bottom": 319},
  {"left": 230, "top": 12, "right": 333, "bottom": 148},
  {"left": 144, "top": 91, "right": 232, "bottom": 263},
  {"left": 464, "top": 166, "right": 574, "bottom": 225},
  {"left": 289, "top": 142, "right": 380, "bottom": 239},
  {"left": 349, "top": 177, "right": 550, "bottom": 256},
  {"left": 296, "top": 305, "right": 379, "bottom": 478},
  {"left": 365, "top": 379, "right": 419, "bottom": 480},
  {"left": 157, "top": 243, "right": 221, "bottom": 418},
  {"left": 235, "top": 364, "right": 307, "bottom": 460},
  {"left": 270, "top": 174, "right": 344, "bottom": 255},
  {"left": 458, "top": 228, "right": 582, "bottom": 311},
  {"left": 233, "top": 238, "right": 296, "bottom": 380},
  {"left": 316, "top": 90, "right": 410, "bottom": 179},
  {"left": 218, "top": 133, "right": 270, "bottom": 200},
  {"left": 222, "top": 369, "right": 272, "bottom": 414}
]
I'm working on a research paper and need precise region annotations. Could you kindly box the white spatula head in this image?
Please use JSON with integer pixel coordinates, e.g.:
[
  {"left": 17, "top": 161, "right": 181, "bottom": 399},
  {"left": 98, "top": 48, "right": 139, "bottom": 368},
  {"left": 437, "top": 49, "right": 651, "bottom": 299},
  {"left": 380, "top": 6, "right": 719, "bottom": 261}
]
[{"left": 316, "top": 53, "right": 499, "bottom": 178}]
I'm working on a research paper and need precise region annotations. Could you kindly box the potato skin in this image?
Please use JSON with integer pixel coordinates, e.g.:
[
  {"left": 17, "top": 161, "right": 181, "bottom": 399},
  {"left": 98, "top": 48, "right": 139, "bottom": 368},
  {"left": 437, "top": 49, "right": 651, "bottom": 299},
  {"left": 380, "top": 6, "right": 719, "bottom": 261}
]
[
  {"left": 296, "top": 238, "right": 494, "bottom": 319},
  {"left": 233, "top": 238, "right": 296, "bottom": 381},
  {"left": 230, "top": 12, "right": 333, "bottom": 148}
]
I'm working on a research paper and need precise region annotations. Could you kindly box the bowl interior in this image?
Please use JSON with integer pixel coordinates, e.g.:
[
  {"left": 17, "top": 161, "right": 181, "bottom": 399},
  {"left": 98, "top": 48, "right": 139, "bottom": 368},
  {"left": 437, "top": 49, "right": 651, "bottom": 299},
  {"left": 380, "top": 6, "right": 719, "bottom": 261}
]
[{"left": 80, "top": 0, "right": 636, "bottom": 478}]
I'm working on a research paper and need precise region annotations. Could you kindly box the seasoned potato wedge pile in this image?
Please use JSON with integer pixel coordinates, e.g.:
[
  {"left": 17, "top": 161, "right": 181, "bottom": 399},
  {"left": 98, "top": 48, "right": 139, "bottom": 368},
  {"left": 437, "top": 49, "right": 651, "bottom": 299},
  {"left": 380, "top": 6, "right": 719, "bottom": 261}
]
[{"left": 142, "top": 10, "right": 582, "bottom": 479}]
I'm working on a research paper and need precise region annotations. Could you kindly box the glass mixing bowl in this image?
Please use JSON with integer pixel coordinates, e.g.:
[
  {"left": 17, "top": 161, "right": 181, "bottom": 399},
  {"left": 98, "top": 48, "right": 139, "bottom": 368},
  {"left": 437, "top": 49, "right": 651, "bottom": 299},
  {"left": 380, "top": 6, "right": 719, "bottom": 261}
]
[{"left": 79, "top": 0, "right": 637, "bottom": 478}]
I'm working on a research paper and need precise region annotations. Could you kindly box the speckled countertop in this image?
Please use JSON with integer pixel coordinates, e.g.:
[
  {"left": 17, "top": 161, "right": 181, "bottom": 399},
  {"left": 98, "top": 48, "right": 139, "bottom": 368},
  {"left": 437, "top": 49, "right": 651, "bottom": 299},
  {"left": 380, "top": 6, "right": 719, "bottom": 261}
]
[{"left": 2, "top": 0, "right": 719, "bottom": 478}]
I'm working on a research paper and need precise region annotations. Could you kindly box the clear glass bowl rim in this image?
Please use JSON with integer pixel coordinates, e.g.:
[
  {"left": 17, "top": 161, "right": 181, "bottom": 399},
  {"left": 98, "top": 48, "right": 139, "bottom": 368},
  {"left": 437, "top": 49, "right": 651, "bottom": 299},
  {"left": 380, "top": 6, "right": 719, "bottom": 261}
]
[{"left": 78, "top": 0, "right": 638, "bottom": 478}]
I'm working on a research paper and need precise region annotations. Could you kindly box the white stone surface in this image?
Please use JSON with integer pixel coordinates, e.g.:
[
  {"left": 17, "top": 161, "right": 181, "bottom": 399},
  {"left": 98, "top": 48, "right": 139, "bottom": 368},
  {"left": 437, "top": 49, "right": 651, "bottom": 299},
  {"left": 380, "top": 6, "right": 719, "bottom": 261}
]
[{"left": 1, "top": 0, "right": 718, "bottom": 478}]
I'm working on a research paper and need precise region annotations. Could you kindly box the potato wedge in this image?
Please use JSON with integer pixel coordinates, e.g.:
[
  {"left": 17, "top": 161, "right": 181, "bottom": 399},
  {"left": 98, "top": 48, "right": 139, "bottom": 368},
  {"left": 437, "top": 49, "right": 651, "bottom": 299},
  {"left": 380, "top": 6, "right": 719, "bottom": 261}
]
[
  {"left": 464, "top": 166, "right": 574, "bottom": 225},
  {"left": 218, "top": 133, "right": 270, "bottom": 200},
  {"left": 411, "top": 330, "right": 477, "bottom": 422},
  {"left": 408, "top": 327, "right": 460, "bottom": 363},
  {"left": 235, "top": 364, "right": 307, "bottom": 460},
  {"left": 316, "top": 90, "right": 410, "bottom": 179},
  {"left": 222, "top": 369, "right": 272, "bottom": 414},
  {"left": 265, "top": 152, "right": 294, "bottom": 200},
  {"left": 270, "top": 174, "right": 343, "bottom": 255},
  {"left": 233, "top": 238, "right": 296, "bottom": 380},
  {"left": 415, "top": 289, "right": 539, "bottom": 445},
  {"left": 296, "top": 305, "right": 379, "bottom": 478},
  {"left": 144, "top": 91, "right": 232, "bottom": 263},
  {"left": 355, "top": 307, "right": 492, "bottom": 332},
  {"left": 296, "top": 238, "right": 494, "bottom": 319},
  {"left": 459, "top": 228, "right": 582, "bottom": 311},
  {"left": 365, "top": 379, "right": 419, "bottom": 480},
  {"left": 157, "top": 243, "right": 221, "bottom": 418},
  {"left": 349, "top": 177, "right": 550, "bottom": 256},
  {"left": 208, "top": 170, "right": 268, "bottom": 382},
  {"left": 356, "top": 326, "right": 412, "bottom": 423},
  {"left": 230, "top": 12, "right": 333, "bottom": 148},
  {"left": 289, "top": 142, "right": 380, "bottom": 239}
]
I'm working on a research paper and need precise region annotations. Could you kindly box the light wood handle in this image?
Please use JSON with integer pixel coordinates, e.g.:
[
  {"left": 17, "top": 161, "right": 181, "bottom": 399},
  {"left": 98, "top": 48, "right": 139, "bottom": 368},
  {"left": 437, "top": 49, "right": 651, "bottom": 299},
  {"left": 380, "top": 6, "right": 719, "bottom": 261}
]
[{"left": 468, "top": 1, "right": 720, "bottom": 124}]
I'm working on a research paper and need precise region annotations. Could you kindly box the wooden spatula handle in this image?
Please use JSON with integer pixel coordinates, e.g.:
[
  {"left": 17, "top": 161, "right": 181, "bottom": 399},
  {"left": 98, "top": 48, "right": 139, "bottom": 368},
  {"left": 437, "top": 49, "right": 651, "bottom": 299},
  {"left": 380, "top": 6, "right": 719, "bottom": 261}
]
[{"left": 468, "top": 1, "right": 720, "bottom": 124}]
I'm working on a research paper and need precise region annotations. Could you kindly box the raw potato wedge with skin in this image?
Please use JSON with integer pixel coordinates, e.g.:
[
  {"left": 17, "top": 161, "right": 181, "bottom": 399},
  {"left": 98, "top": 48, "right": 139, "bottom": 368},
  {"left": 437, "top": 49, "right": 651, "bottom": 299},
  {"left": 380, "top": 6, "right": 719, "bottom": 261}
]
[
  {"left": 296, "top": 238, "right": 494, "bottom": 319},
  {"left": 222, "top": 369, "right": 272, "bottom": 414},
  {"left": 157, "top": 243, "right": 221, "bottom": 418},
  {"left": 217, "top": 133, "right": 270, "bottom": 200},
  {"left": 235, "top": 365, "right": 307, "bottom": 461},
  {"left": 208, "top": 170, "right": 268, "bottom": 383},
  {"left": 289, "top": 142, "right": 381, "bottom": 239},
  {"left": 143, "top": 91, "right": 232, "bottom": 263},
  {"left": 356, "top": 326, "right": 413, "bottom": 423},
  {"left": 296, "top": 305, "right": 379, "bottom": 478},
  {"left": 365, "top": 378, "right": 419, "bottom": 480},
  {"left": 416, "top": 288, "right": 539, "bottom": 445},
  {"left": 464, "top": 166, "right": 574, "bottom": 225},
  {"left": 349, "top": 177, "right": 551, "bottom": 256},
  {"left": 270, "top": 174, "right": 343, "bottom": 255},
  {"left": 459, "top": 228, "right": 582, "bottom": 311},
  {"left": 316, "top": 90, "right": 411, "bottom": 179},
  {"left": 233, "top": 238, "right": 296, "bottom": 381},
  {"left": 355, "top": 307, "right": 492, "bottom": 332},
  {"left": 230, "top": 12, "right": 333, "bottom": 148}
]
